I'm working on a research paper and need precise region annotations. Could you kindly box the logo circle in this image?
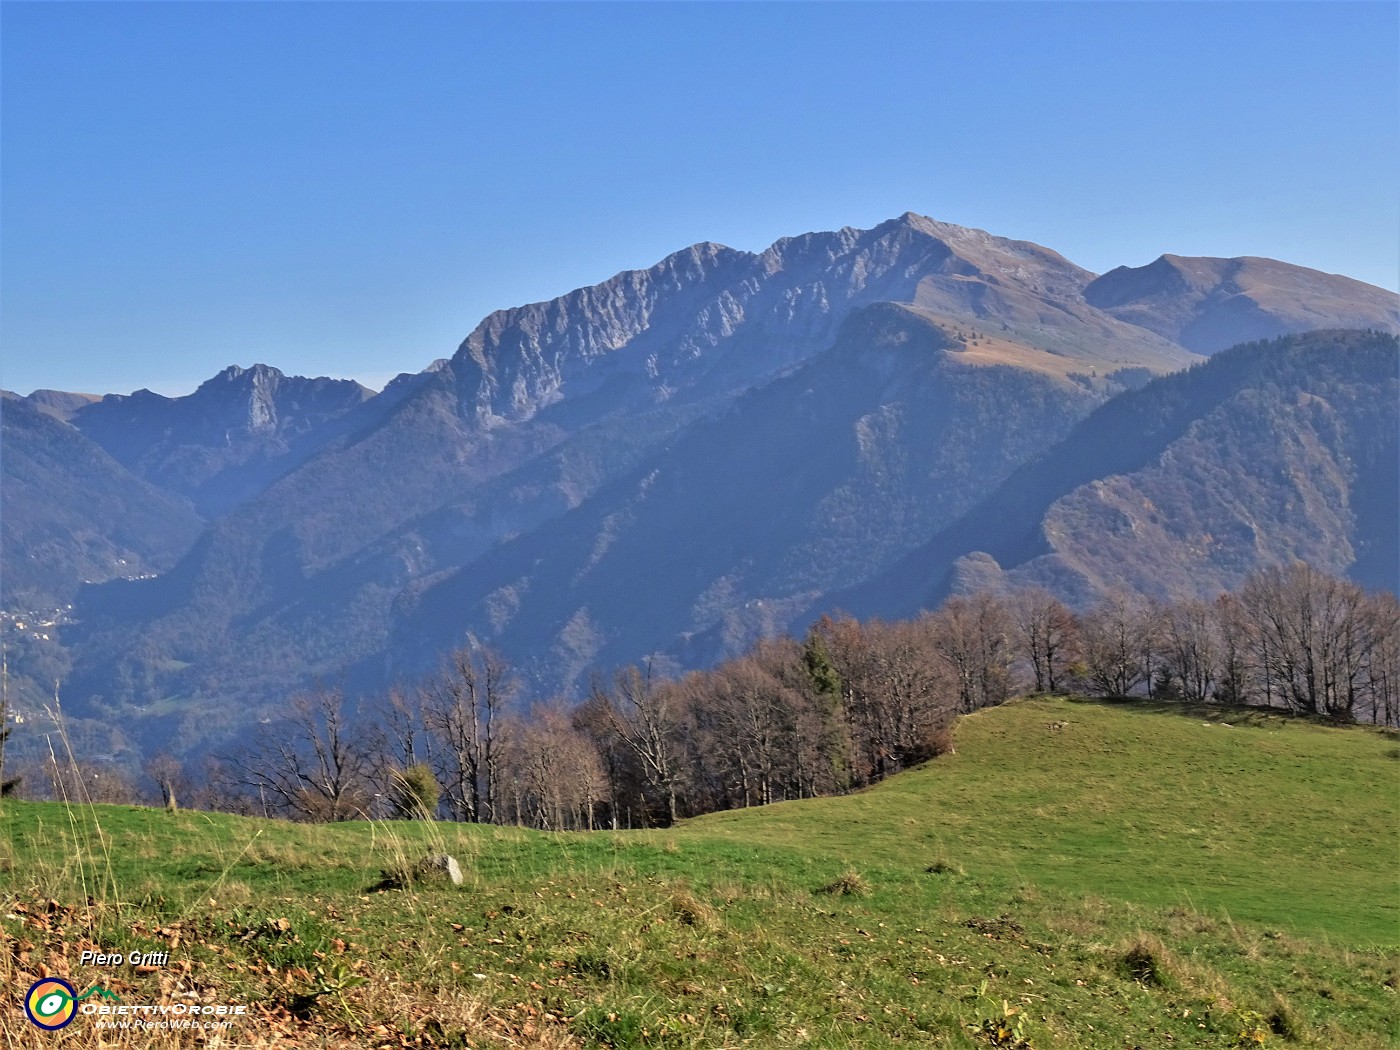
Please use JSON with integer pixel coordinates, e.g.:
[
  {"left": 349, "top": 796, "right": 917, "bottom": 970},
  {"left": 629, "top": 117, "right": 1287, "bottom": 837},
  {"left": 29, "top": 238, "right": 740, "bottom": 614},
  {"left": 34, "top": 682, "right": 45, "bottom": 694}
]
[{"left": 25, "top": 978, "right": 77, "bottom": 1030}]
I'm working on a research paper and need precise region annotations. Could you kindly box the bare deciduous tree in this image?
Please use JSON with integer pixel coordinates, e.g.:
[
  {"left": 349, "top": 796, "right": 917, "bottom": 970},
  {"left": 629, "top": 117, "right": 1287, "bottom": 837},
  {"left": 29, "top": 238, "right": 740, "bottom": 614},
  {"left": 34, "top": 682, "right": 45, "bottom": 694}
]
[
  {"left": 379, "top": 685, "right": 428, "bottom": 770},
  {"left": 589, "top": 658, "right": 684, "bottom": 825},
  {"left": 39, "top": 756, "right": 139, "bottom": 805},
  {"left": 503, "top": 702, "right": 607, "bottom": 830},
  {"left": 928, "top": 593, "right": 1015, "bottom": 713},
  {"left": 422, "top": 642, "right": 514, "bottom": 823},
  {"left": 1362, "top": 591, "right": 1400, "bottom": 727},
  {"left": 1010, "top": 588, "right": 1078, "bottom": 694},
  {"left": 144, "top": 752, "right": 185, "bottom": 810},
  {"left": 688, "top": 645, "right": 802, "bottom": 808},
  {"left": 815, "top": 616, "right": 956, "bottom": 786},
  {"left": 1079, "top": 591, "right": 1156, "bottom": 697},
  {"left": 1211, "top": 593, "right": 1251, "bottom": 706},
  {"left": 1160, "top": 599, "right": 1219, "bottom": 704},
  {"left": 1239, "top": 563, "right": 1373, "bottom": 719},
  {"left": 232, "top": 688, "right": 380, "bottom": 821}
]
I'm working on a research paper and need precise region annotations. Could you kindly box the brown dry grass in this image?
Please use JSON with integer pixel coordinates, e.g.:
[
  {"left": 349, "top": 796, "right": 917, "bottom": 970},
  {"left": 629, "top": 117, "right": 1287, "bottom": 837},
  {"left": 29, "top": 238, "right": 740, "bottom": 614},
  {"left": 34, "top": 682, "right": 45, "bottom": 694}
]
[
  {"left": 0, "top": 894, "right": 580, "bottom": 1049},
  {"left": 944, "top": 332, "right": 1087, "bottom": 380}
]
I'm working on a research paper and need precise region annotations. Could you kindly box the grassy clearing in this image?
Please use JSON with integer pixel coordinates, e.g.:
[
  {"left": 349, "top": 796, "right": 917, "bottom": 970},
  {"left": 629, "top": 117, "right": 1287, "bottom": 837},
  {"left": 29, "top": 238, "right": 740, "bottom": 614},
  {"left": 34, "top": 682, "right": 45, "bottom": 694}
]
[
  {"left": 686, "top": 696, "right": 1398, "bottom": 943},
  {"left": 2, "top": 697, "right": 1396, "bottom": 1048}
]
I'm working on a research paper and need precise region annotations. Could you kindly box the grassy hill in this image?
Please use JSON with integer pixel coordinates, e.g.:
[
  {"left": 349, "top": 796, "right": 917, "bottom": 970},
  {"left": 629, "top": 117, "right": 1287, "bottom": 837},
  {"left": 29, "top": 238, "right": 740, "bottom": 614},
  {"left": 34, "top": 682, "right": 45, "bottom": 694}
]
[{"left": 3, "top": 697, "right": 1396, "bottom": 1048}]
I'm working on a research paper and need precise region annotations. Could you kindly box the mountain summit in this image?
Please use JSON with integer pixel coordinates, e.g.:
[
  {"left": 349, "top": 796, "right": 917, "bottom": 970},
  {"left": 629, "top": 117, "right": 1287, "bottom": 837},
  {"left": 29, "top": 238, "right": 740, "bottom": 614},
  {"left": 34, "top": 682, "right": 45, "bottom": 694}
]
[
  {"left": 442, "top": 212, "right": 1202, "bottom": 430},
  {"left": 1084, "top": 254, "right": 1398, "bottom": 353},
  {"left": 6, "top": 213, "right": 1397, "bottom": 758},
  {"left": 66, "top": 365, "right": 373, "bottom": 516}
]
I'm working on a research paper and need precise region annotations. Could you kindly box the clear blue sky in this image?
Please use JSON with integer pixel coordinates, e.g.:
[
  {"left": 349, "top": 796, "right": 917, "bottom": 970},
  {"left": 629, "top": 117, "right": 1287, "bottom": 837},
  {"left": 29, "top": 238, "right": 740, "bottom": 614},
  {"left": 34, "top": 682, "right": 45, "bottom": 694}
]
[{"left": 3, "top": 2, "right": 1396, "bottom": 396}]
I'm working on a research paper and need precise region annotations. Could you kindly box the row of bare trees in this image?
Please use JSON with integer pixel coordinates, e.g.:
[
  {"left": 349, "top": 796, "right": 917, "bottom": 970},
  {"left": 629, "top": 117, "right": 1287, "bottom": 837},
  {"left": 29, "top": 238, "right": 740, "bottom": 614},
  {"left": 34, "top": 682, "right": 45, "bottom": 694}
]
[
  {"left": 15, "top": 564, "right": 1396, "bottom": 824},
  {"left": 211, "top": 607, "right": 990, "bottom": 827},
  {"left": 436, "top": 565, "right": 1397, "bottom": 828},
  {"left": 1070, "top": 564, "right": 1400, "bottom": 724},
  {"left": 169, "top": 567, "right": 1400, "bottom": 823},
  {"left": 568, "top": 595, "right": 1031, "bottom": 827},
  {"left": 220, "top": 645, "right": 521, "bottom": 823}
]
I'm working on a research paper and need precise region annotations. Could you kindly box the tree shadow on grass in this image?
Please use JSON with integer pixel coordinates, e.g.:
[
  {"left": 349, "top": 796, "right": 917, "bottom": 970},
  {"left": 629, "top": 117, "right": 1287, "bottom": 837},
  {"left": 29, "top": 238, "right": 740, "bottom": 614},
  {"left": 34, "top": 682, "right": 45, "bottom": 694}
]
[{"left": 1060, "top": 695, "right": 1347, "bottom": 731}]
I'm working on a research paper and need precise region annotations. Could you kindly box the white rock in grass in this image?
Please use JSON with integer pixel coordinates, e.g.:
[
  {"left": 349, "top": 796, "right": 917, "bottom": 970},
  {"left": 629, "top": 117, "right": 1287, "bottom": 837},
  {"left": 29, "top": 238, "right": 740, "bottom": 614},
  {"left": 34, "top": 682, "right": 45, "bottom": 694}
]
[{"left": 415, "top": 854, "right": 464, "bottom": 886}]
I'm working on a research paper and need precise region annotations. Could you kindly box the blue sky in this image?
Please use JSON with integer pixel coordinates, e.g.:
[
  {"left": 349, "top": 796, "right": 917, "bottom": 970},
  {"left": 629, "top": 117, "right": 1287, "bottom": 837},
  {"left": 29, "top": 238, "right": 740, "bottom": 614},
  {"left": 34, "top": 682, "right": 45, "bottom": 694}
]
[{"left": 3, "top": 2, "right": 1396, "bottom": 396}]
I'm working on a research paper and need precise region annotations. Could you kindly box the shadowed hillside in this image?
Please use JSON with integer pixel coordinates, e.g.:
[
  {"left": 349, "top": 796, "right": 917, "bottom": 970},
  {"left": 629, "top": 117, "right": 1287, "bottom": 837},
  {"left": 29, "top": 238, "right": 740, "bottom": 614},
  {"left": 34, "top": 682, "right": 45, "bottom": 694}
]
[
  {"left": 841, "top": 329, "right": 1400, "bottom": 616},
  {"left": 0, "top": 394, "right": 203, "bottom": 607}
]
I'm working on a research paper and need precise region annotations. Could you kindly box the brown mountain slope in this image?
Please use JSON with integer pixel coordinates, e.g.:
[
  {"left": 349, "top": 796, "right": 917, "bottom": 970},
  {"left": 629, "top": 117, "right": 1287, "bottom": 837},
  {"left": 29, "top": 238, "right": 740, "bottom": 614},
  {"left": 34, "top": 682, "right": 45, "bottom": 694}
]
[
  {"left": 1084, "top": 254, "right": 1399, "bottom": 354},
  {"left": 22, "top": 389, "right": 102, "bottom": 422},
  {"left": 839, "top": 329, "right": 1399, "bottom": 618}
]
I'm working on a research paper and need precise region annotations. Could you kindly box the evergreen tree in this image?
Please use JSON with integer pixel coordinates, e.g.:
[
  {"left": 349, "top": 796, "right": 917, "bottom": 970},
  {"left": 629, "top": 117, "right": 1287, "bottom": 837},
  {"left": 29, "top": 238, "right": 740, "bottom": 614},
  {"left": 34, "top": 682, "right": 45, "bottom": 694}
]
[
  {"left": 801, "top": 631, "right": 843, "bottom": 699},
  {"left": 802, "top": 629, "right": 853, "bottom": 791},
  {"left": 390, "top": 763, "right": 441, "bottom": 819}
]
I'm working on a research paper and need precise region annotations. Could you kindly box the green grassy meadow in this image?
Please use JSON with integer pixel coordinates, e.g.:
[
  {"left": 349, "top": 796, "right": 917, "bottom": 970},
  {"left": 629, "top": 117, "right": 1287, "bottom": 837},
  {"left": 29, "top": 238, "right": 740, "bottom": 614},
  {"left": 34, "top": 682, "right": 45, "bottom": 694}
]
[{"left": 3, "top": 697, "right": 1397, "bottom": 1048}]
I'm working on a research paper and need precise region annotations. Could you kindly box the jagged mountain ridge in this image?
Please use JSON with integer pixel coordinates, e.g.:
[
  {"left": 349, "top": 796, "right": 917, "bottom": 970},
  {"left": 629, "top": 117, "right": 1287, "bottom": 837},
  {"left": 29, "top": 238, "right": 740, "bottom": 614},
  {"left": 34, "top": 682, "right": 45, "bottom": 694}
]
[
  {"left": 449, "top": 212, "right": 1196, "bottom": 430},
  {"left": 66, "top": 364, "right": 374, "bottom": 518},
  {"left": 390, "top": 302, "right": 1103, "bottom": 691},
  {"left": 8, "top": 212, "right": 1397, "bottom": 759}
]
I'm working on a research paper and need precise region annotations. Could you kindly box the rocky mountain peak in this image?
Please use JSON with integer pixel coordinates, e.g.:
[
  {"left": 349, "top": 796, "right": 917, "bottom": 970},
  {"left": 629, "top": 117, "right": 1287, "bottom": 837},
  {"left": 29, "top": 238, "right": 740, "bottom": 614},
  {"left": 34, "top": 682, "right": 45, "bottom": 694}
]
[
  {"left": 656, "top": 240, "right": 750, "bottom": 277},
  {"left": 881, "top": 210, "right": 978, "bottom": 243},
  {"left": 60, "top": 364, "right": 374, "bottom": 514},
  {"left": 443, "top": 214, "right": 1125, "bottom": 430},
  {"left": 195, "top": 364, "right": 286, "bottom": 431},
  {"left": 207, "top": 362, "right": 281, "bottom": 385},
  {"left": 876, "top": 212, "right": 1093, "bottom": 282}
]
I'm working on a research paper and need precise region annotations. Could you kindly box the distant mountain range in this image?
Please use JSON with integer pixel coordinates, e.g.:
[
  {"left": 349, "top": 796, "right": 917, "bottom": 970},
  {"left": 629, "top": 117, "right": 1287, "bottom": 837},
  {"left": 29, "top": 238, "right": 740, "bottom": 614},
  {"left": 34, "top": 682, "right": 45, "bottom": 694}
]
[
  {"left": 0, "top": 394, "right": 202, "bottom": 607},
  {"left": 2, "top": 212, "right": 1396, "bottom": 759}
]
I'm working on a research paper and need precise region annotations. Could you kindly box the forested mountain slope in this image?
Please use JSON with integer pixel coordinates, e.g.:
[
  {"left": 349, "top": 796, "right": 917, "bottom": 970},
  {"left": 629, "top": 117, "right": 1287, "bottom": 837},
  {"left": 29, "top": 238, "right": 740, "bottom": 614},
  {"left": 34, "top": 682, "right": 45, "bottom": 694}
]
[
  {"left": 0, "top": 394, "right": 203, "bottom": 607},
  {"left": 842, "top": 329, "right": 1400, "bottom": 615},
  {"left": 391, "top": 303, "right": 1102, "bottom": 690}
]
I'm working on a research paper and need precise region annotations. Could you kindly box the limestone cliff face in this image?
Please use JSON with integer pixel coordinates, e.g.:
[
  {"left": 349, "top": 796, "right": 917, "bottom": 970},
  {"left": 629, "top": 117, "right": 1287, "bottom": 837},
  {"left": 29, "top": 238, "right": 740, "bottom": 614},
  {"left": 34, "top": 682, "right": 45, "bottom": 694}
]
[
  {"left": 444, "top": 212, "right": 1193, "bottom": 428},
  {"left": 452, "top": 241, "right": 759, "bottom": 424},
  {"left": 68, "top": 364, "right": 373, "bottom": 515}
]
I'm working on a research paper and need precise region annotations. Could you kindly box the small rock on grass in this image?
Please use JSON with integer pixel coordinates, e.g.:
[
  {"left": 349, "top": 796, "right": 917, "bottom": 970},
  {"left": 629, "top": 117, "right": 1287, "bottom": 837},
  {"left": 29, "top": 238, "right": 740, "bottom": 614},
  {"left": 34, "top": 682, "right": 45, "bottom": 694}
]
[{"left": 416, "top": 854, "right": 464, "bottom": 886}]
